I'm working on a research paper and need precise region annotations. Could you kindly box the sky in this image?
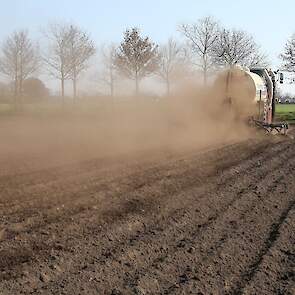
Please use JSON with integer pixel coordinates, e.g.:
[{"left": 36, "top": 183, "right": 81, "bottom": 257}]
[
  {"left": 0, "top": 0, "right": 294, "bottom": 93},
  {"left": 0, "top": 0, "right": 294, "bottom": 65}
]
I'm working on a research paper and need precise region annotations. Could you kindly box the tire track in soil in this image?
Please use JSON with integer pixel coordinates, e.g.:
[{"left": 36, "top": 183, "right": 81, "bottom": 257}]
[
  {"left": 0, "top": 139, "right": 276, "bottom": 243},
  {"left": 0, "top": 138, "right": 266, "bottom": 218},
  {"left": 244, "top": 206, "right": 295, "bottom": 295},
  {"left": 2, "top": 138, "right": 281, "bottom": 217},
  {"left": 0, "top": 140, "right": 254, "bottom": 204},
  {"left": 0, "top": 139, "right": 267, "bottom": 289},
  {"left": 0, "top": 142, "right": 268, "bottom": 286},
  {"left": 3, "top": 139, "right": 292, "bottom": 295},
  {"left": 128, "top": 146, "right": 295, "bottom": 295},
  {"left": 88, "top": 142, "right": 295, "bottom": 294},
  {"left": 0, "top": 140, "right": 250, "bottom": 215},
  {"left": 242, "top": 205, "right": 295, "bottom": 295},
  {"left": 169, "top": 158, "right": 295, "bottom": 294},
  {"left": 230, "top": 201, "right": 295, "bottom": 295},
  {"left": 0, "top": 136, "right": 294, "bottom": 295}
]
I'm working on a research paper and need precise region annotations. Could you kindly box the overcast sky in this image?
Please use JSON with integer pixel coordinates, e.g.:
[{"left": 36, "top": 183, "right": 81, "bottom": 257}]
[{"left": 0, "top": 0, "right": 294, "bottom": 67}]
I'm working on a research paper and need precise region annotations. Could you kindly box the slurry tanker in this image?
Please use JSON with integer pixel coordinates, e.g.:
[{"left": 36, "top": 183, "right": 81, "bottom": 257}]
[{"left": 214, "top": 66, "right": 288, "bottom": 134}]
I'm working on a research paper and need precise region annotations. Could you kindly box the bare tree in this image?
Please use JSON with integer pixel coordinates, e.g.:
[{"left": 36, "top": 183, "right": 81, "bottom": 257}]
[
  {"left": 99, "top": 44, "right": 117, "bottom": 97},
  {"left": 115, "top": 27, "right": 159, "bottom": 95},
  {"left": 280, "top": 33, "right": 295, "bottom": 73},
  {"left": 157, "top": 38, "right": 184, "bottom": 95},
  {"left": 212, "top": 29, "right": 262, "bottom": 67},
  {"left": 179, "top": 16, "right": 219, "bottom": 84},
  {"left": 248, "top": 50, "right": 269, "bottom": 68},
  {"left": 0, "top": 30, "right": 39, "bottom": 107},
  {"left": 43, "top": 23, "right": 72, "bottom": 103},
  {"left": 67, "top": 25, "right": 95, "bottom": 99}
]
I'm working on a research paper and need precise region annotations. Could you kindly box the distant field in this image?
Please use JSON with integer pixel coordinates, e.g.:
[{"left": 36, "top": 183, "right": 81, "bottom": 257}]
[{"left": 276, "top": 104, "right": 295, "bottom": 123}]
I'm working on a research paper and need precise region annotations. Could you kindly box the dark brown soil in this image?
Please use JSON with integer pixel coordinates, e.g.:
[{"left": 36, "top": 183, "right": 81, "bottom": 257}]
[{"left": 0, "top": 127, "right": 294, "bottom": 295}]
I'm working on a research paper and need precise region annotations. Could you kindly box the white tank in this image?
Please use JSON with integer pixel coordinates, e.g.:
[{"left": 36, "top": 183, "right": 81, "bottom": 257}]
[
  {"left": 213, "top": 66, "right": 268, "bottom": 119},
  {"left": 248, "top": 72, "right": 268, "bottom": 102},
  {"left": 214, "top": 67, "right": 268, "bottom": 102}
]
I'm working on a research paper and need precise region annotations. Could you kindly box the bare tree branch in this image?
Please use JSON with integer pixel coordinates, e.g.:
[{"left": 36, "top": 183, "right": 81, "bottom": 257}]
[
  {"left": 211, "top": 29, "right": 266, "bottom": 68},
  {"left": 98, "top": 44, "right": 117, "bottom": 97},
  {"left": 156, "top": 38, "right": 186, "bottom": 95},
  {"left": 43, "top": 23, "right": 73, "bottom": 101},
  {"left": 0, "top": 30, "right": 39, "bottom": 107},
  {"left": 67, "top": 24, "right": 96, "bottom": 99},
  {"left": 179, "top": 16, "right": 219, "bottom": 83}
]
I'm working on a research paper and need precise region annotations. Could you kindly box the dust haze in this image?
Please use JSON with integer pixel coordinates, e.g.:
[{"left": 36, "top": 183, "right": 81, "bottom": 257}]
[{"left": 0, "top": 77, "right": 254, "bottom": 175}]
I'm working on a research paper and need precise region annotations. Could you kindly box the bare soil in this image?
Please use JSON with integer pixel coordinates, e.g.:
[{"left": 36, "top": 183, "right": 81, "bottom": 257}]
[{"left": 0, "top": 118, "right": 294, "bottom": 295}]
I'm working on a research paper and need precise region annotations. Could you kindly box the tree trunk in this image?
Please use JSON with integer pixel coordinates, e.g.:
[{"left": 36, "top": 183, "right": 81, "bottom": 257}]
[
  {"left": 19, "top": 78, "right": 23, "bottom": 109},
  {"left": 61, "top": 77, "right": 65, "bottom": 107},
  {"left": 72, "top": 68, "right": 77, "bottom": 102},
  {"left": 19, "top": 54, "right": 23, "bottom": 109},
  {"left": 18, "top": 76, "right": 23, "bottom": 109},
  {"left": 73, "top": 78, "right": 77, "bottom": 102},
  {"left": 166, "top": 79, "right": 170, "bottom": 96},
  {"left": 14, "top": 76, "right": 18, "bottom": 110},
  {"left": 14, "top": 59, "right": 18, "bottom": 110},
  {"left": 203, "top": 55, "right": 208, "bottom": 85}
]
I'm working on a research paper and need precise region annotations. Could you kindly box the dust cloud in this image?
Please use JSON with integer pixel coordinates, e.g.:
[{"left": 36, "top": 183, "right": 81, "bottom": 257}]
[{"left": 0, "top": 72, "right": 255, "bottom": 175}]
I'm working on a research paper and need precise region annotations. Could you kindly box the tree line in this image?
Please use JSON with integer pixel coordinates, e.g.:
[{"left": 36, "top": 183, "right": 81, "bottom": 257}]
[{"left": 0, "top": 16, "right": 293, "bottom": 108}]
